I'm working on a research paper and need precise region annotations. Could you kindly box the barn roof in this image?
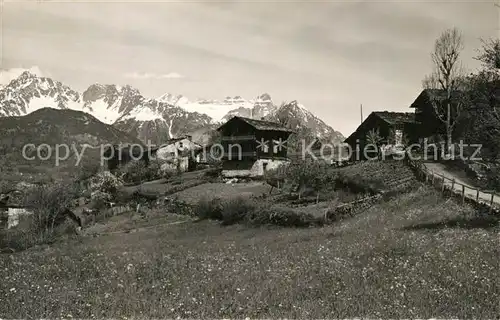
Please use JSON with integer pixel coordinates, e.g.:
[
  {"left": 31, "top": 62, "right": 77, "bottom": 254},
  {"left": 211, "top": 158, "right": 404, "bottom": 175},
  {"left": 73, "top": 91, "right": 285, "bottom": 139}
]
[
  {"left": 410, "top": 89, "right": 464, "bottom": 108},
  {"left": 372, "top": 111, "right": 415, "bottom": 125},
  {"left": 217, "top": 116, "right": 294, "bottom": 133}
]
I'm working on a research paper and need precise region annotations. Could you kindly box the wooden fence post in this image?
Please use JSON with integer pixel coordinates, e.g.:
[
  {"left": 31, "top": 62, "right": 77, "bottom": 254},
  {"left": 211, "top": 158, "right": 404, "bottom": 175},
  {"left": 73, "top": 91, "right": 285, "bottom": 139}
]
[
  {"left": 431, "top": 171, "right": 435, "bottom": 185},
  {"left": 441, "top": 177, "right": 446, "bottom": 193},
  {"left": 450, "top": 179, "right": 455, "bottom": 193},
  {"left": 490, "top": 193, "right": 494, "bottom": 213},
  {"left": 461, "top": 185, "right": 465, "bottom": 204},
  {"left": 476, "top": 189, "right": 480, "bottom": 203}
]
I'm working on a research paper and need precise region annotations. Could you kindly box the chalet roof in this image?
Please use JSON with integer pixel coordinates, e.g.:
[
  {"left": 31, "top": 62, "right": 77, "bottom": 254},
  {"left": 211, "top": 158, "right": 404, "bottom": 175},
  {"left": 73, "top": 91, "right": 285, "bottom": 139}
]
[
  {"left": 217, "top": 116, "right": 294, "bottom": 133},
  {"left": 410, "top": 89, "right": 463, "bottom": 108},
  {"left": 161, "top": 135, "right": 193, "bottom": 145},
  {"left": 157, "top": 136, "right": 202, "bottom": 151},
  {"left": 372, "top": 111, "right": 415, "bottom": 125}
]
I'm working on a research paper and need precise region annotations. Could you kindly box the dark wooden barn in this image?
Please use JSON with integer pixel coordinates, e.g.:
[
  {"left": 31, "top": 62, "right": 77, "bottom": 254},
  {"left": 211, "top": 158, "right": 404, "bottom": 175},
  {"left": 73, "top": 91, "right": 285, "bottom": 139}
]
[
  {"left": 344, "top": 111, "right": 418, "bottom": 159},
  {"left": 216, "top": 117, "right": 294, "bottom": 177},
  {"left": 409, "top": 89, "right": 463, "bottom": 141}
]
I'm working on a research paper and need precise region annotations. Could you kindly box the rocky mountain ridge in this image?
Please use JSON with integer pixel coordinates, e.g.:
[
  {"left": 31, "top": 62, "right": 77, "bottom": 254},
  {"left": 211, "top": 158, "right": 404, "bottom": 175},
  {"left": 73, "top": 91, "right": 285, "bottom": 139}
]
[{"left": 0, "top": 71, "right": 344, "bottom": 144}]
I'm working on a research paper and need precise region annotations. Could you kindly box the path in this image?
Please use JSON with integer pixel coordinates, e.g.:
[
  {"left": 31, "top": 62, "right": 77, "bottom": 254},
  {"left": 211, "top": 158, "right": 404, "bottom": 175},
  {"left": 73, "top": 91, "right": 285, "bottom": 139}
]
[{"left": 422, "top": 162, "right": 500, "bottom": 207}]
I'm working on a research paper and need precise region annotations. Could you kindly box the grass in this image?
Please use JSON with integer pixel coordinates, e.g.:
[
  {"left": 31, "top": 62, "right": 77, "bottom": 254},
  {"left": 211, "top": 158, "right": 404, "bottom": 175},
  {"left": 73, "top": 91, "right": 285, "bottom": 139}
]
[{"left": 1, "top": 186, "right": 499, "bottom": 318}]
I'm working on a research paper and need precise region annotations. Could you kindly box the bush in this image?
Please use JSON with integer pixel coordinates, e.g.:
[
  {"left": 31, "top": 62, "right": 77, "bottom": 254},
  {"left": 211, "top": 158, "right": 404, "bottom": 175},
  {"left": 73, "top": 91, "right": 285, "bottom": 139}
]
[
  {"left": 264, "top": 164, "right": 288, "bottom": 188},
  {"left": 220, "top": 197, "right": 258, "bottom": 225},
  {"left": 334, "top": 171, "right": 383, "bottom": 194},
  {"left": 203, "top": 167, "right": 222, "bottom": 179},
  {"left": 247, "top": 206, "right": 323, "bottom": 227},
  {"left": 193, "top": 197, "right": 223, "bottom": 220},
  {"left": 271, "top": 160, "right": 333, "bottom": 197},
  {"left": 74, "top": 162, "right": 100, "bottom": 182},
  {"left": 481, "top": 164, "right": 500, "bottom": 191},
  {"left": 22, "top": 181, "right": 80, "bottom": 246},
  {"left": 89, "top": 171, "right": 123, "bottom": 195},
  {"left": 193, "top": 197, "right": 322, "bottom": 227},
  {"left": 88, "top": 171, "right": 124, "bottom": 209},
  {"left": 116, "top": 160, "right": 162, "bottom": 185}
]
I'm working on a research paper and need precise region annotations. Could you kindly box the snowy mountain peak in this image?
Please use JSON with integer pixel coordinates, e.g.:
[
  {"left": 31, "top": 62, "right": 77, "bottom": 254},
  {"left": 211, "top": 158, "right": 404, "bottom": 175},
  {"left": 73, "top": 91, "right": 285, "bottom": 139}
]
[
  {"left": 0, "top": 71, "right": 80, "bottom": 117},
  {"left": 157, "top": 93, "right": 189, "bottom": 106},
  {"left": 267, "top": 100, "right": 343, "bottom": 143}
]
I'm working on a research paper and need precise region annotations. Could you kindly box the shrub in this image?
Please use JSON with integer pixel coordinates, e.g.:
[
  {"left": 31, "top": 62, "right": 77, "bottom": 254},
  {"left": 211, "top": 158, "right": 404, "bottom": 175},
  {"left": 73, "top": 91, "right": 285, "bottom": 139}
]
[
  {"left": 22, "top": 181, "right": 80, "bottom": 246},
  {"left": 164, "top": 196, "right": 194, "bottom": 216},
  {"left": 203, "top": 167, "right": 222, "bottom": 180},
  {"left": 0, "top": 180, "right": 16, "bottom": 194},
  {"left": 89, "top": 171, "right": 123, "bottom": 196},
  {"left": 246, "top": 206, "right": 322, "bottom": 227},
  {"left": 88, "top": 171, "right": 124, "bottom": 209},
  {"left": 74, "top": 162, "right": 100, "bottom": 182},
  {"left": 276, "top": 160, "right": 331, "bottom": 198},
  {"left": 193, "top": 197, "right": 223, "bottom": 220},
  {"left": 193, "top": 196, "right": 322, "bottom": 228},
  {"left": 117, "top": 160, "right": 162, "bottom": 185},
  {"left": 220, "top": 197, "right": 259, "bottom": 225},
  {"left": 334, "top": 171, "right": 383, "bottom": 194},
  {"left": 264, "top": 164, "right": 288, "bottom": 188}
]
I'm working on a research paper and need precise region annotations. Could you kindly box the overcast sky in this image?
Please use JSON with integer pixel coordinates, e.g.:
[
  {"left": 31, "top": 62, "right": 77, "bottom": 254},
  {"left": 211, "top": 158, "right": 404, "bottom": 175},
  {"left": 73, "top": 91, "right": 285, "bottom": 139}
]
[{"left": 1, "top": 0, "right": 498, "bottom": 135}]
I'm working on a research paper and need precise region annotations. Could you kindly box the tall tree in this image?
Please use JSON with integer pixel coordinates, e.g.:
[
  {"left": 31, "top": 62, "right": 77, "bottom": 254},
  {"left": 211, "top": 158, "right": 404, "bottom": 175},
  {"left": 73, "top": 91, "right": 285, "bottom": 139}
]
[
  {"left": 459, "top": 38, "right": 500, "bottom": 161},
  {"left": 422, "top": 28, "right": 466, "bottom": 154},
  {"left": 470, "top": 38, "right": 500, "bottom": 120}
]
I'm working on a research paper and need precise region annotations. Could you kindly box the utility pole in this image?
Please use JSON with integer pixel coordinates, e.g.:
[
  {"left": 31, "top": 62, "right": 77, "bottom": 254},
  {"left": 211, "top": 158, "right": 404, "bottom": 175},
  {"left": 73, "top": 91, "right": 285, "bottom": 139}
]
[
  {"left": 360, "top": 104, "right": 364, "bottom": 124},
  {"left": 496, "top": 1, "right": 500, "bottom": 39}
]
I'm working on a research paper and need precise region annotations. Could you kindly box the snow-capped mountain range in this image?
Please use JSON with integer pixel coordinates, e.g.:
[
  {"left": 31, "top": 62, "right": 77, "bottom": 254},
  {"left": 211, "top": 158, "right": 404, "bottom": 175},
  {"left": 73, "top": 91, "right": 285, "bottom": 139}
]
[
  {"left": 0, "top": 71, "right": 344, "bottom": 144},
  {"left": 156, "top": 92, "right": 275, "bottom": 122}
]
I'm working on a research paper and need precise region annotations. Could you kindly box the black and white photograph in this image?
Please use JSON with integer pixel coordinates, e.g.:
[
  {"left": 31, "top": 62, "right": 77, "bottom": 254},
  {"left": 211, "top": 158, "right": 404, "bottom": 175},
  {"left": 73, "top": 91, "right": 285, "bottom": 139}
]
[{"left": 0, "top": 0, "right": 499, "bottom": 318}]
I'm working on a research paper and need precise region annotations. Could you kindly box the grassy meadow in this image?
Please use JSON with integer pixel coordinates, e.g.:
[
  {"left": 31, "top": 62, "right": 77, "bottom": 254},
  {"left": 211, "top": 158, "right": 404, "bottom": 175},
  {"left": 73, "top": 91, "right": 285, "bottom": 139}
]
[{"left": 1, "top": 186, "right": 499, "bottom": 318}]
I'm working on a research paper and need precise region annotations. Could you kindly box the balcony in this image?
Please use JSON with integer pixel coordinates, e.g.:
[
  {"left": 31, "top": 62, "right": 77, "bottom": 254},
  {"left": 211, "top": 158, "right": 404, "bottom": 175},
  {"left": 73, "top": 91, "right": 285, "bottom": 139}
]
[
  {"left": 221, "top": 151, "right": 257, "bottom": 159},
  {"left": 220, "top": 135, "right": 256, "bottom": 142}
]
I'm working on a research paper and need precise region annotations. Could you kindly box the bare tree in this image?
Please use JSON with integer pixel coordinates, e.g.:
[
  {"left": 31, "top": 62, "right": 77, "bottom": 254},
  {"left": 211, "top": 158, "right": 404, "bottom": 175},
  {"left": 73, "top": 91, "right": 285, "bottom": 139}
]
[{"left": 422, "top": 28, "right": 466, "bottom": 154}]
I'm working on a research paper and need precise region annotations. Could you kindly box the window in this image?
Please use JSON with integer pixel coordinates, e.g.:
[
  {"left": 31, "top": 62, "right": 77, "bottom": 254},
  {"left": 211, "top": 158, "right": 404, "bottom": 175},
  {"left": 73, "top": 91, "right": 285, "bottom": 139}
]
[
  {"left": 179, "top": 142, "right": 183, "bottom": 148},
  {"left": 395, "top": 129, "right": 403, "bottom": 145}
]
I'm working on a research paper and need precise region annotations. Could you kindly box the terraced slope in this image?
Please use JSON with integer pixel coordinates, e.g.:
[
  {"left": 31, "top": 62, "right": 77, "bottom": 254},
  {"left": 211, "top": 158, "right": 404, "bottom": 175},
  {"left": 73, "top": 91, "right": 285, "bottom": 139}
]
[{"left": 334, "top": 160, "right": 417, "bottom": 194}]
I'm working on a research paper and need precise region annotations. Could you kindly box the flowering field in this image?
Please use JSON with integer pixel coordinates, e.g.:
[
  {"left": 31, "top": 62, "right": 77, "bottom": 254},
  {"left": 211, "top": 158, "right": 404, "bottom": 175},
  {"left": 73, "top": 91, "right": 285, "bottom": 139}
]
[{"left": 1, "top": 187, "right": 499, "bottom": 318}]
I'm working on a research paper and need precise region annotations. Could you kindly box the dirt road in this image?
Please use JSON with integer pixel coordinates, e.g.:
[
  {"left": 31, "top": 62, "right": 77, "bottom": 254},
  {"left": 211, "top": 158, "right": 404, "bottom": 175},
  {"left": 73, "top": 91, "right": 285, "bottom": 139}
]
[{"left": 423, "top": 162, "right": 500, "bottom": 207}]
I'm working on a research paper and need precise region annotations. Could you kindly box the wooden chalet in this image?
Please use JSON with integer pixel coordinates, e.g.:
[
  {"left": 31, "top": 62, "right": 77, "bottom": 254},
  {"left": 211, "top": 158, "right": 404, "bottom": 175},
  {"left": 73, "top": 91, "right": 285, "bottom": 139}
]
[
  {"left": 216, "top": 116, "right": 294, "bottom": 177},
  {"left": 154, "top": 135, "right": 202, "bottom": 172}
]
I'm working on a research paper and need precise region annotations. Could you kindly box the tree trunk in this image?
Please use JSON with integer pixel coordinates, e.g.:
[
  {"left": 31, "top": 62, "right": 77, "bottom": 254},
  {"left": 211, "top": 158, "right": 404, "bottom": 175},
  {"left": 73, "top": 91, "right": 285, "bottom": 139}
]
[
  {"left": 446, "top": 126, "right": 453, "bottom": 157},
  {"left": 445, "top": 99, "right": 453, "bottom": 157}
]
